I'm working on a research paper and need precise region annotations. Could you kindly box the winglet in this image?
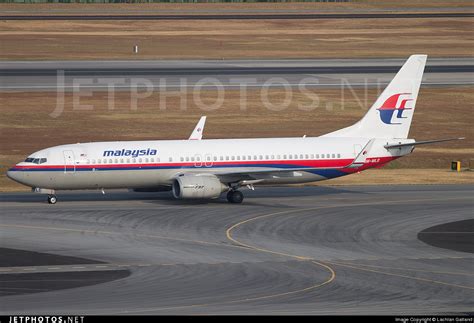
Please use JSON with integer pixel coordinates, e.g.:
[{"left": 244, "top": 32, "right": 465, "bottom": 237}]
[
  {"left": 347, "top": 139, "right": 376, "bottom": 168},
  {"left": 189, "top": 116, "right": 206, "bottom": 140}
]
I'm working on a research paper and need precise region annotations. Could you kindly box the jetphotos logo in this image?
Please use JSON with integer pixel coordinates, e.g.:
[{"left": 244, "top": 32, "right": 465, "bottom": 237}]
[{"left": 377, "top": 93, "right": 413, "bottom": 125}]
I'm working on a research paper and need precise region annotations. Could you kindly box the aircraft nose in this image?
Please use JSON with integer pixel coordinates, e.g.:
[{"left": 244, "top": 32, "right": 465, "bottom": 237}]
[{"left": 7, "top": 168, "right": 19, "bottom": 182}]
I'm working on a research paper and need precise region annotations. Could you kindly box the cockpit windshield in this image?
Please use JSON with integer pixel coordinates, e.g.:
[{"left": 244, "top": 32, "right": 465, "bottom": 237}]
[{"left": 24, "top": 158, "right": 47, "bottom": 164}]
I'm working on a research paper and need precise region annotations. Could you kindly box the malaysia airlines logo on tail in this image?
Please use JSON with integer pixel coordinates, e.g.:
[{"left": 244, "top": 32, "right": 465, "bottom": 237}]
[{"left": 377, "top": 93, "right": 413, "bottom": 124}]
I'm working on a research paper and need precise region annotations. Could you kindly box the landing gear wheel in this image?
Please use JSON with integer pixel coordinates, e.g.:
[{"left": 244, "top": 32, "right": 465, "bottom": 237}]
[
  {"left": 47, "top": 195, "right": 57, "bottom": 204},
  {"left": 227, "top": 190, "right": 244, "bottom": 204}
]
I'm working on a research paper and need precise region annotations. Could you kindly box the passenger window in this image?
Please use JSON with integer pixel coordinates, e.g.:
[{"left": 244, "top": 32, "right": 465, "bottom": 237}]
[
  {"left": 300, "top": 154, "right": 304, "bottom": 159},
  {"left": 253, "top": 155, "right": 257, "bottom": 160},
  {"left": 191, "top": 157, "right": 195, "bottom": 162},
  {"left": 126, "top": 159, "right": 130, "bottom": 163},
  {"left": 180, "top": 157, "right": 184, "bottom": 162},
  {"left": 311, "top": 154, "right": 314, "bottom": 159},
  {"left": 277, "top": 155, "right": 280, "bottom": 159},
  {"left": 259, "top": 155, "right": 263, "bottom": 160},
  {"left": 150, "top": 158, "right": 154, "bottom": 163},
  {"left": 332, "top": 154, "right": 335, "bottom": 158},
  {"left": 338, "top": 154, "right": 341, "bottom": 158},
  {"left": 237, "top": 156, "right": 240, "bottom": 161},
  {"left": 186, "top": 157, "right": 189, "bottom": 162},
  {"left": 327, "top": 154, "right": 330, "bottom": 158},
  {"left": 231, "top": 156, "right": 235, "bottom": 161},
  {"left": 213, "top": 156, "right": 217, "bottom": 161},
  {"left": 138, "top": 158, "right": 142, "bottom": 163},
  {"left": 220, "top": 156, "right": 223, "bottom": 161},
  {"left": 271, "top": 155, "right": 274, "bottom": 159},
  {"left": 283, "top": 155, "right": 287, "bottom": 159},
  {"left": 242, "top": 156, "right": 246, "bottom": 161},
  {"left": 265, "top": 155, "right": 269, "bottom": 159},
  {"left": 97, "top": 159, "right": 101, "bottom": 164},
  {"left": 109, "top": 159, "right": 113, "bottom": 163},
  {"left": 305, "top": 154, "right": 309, "bottom": 159},
  {"left": 289, "top": 154, "right": 292, "bottom": 159},
  {"left": 131, "top": 159, "right": 135, "bottom": 164},
  {"left": 169, "top": 157, "right": 173, "bottom": 162},
  {"left": 226, "top": 156, "right": 229, "bottom": 161},
  {"left": 248, "top": 155, "right": 251, "bottom": 160},
  {"left": 121, "top": 158, "right": 125, "bottom": 163}
]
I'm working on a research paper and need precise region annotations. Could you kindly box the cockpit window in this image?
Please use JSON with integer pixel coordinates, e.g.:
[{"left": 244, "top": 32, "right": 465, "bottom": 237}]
[{"left": 24, "top": 158, "right": 47, "bottom": 164}]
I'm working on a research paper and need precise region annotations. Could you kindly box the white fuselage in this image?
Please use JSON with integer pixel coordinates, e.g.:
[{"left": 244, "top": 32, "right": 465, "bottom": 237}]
[{"left": 7, "top": 136, "right": 407, "bottom": 191}]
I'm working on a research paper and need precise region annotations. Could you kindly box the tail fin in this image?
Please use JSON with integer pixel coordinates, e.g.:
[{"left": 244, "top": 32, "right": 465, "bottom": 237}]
[{"left": 323, "top": 54, "right": 427, "bottom": 139}]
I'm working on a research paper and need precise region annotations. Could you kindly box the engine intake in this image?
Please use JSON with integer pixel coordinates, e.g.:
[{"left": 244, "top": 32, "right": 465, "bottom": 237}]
[{"left": 172, "top": 174, "right": 227, "bottom": 199}]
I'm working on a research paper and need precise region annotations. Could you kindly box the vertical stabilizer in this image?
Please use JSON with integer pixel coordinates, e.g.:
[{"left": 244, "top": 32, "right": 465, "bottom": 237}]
[{"left": 323, "top": 55, "right": 427, "bottom": 139}]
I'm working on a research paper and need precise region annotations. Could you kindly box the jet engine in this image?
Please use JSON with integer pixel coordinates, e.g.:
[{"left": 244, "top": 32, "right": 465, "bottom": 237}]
[{"left": 172, "top": 174, "right": 228, "bottom": 199}]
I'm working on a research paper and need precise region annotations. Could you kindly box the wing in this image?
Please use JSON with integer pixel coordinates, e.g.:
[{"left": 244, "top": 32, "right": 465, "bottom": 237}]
[
  {"left": 212, "top": 139, "right": 376, "bottom": 184},
  {"left": 213, "top": 165, "right": 346, "bottom": 184}
]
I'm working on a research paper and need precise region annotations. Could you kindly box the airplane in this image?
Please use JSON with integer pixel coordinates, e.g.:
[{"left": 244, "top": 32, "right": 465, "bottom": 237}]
[{"left": 7, "top": 55, "right": 463, "bottom": 204}]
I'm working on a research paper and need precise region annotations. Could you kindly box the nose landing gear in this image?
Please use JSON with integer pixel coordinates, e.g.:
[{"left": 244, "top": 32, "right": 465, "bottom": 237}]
[
  {"left": 47, "top": 195, "right": 57, "bottom": 204},
  {"left": 227, "top": 190, "right": 244, "bottom": 204},
  {"left": 33, "top": 188, "right": 57, "bottom": 204}
]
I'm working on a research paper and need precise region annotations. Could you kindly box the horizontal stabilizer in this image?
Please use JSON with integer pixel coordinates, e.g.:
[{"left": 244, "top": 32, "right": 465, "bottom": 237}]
[{"left": 384, "top": 137, "right": 465, "bottom": 149}]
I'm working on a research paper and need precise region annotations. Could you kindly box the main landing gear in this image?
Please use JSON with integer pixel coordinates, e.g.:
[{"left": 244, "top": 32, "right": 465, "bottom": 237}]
[
  {"left": 47, "top": 195, "right": 57, "bottom": 204},
  {"left": 227, "top": 190, "right": 244, "bottom": 204}
]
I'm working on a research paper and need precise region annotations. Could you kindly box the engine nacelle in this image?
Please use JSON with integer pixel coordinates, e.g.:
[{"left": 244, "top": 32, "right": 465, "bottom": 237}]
[{"left": 172, "top": 174, "right": 227, "bottom": 199}]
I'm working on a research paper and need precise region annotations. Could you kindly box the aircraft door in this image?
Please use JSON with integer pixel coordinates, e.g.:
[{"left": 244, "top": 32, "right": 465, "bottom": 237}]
[
  {"left": 194, "top": 154, "right": 202, "bottom": 168},
  {"left": 63, "top": 150, "right": 76, "bottom": 173}
]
